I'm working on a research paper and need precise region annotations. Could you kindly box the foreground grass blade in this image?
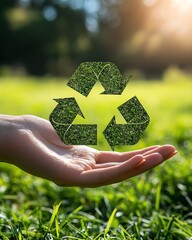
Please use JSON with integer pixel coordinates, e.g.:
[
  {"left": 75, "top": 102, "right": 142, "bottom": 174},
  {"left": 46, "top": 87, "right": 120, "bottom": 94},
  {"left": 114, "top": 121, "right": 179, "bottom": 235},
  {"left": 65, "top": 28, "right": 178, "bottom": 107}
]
[
  {"left": 48, "top": 202, "right": 62, "bottom": 230},
  {"left": 155, "top": 184, "right": 161, "bottom": 211},
  {"left": 104, "top": 208, "right": 117, "bottom": 236}
]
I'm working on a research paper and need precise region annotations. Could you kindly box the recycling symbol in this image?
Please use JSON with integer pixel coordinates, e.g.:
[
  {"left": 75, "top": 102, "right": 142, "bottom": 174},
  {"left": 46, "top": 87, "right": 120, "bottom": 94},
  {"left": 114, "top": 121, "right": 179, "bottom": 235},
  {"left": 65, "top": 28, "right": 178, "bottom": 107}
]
[{"left": 49, "top": 62, "right": 150, "bottom": 150}]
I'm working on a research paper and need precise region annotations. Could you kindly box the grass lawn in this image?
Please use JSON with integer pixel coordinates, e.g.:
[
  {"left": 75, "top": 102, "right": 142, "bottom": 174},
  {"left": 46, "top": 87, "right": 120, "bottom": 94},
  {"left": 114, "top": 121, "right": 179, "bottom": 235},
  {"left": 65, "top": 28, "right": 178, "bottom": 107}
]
[{"left": 0, "top": 74, "right": 192, "bottom": 239}]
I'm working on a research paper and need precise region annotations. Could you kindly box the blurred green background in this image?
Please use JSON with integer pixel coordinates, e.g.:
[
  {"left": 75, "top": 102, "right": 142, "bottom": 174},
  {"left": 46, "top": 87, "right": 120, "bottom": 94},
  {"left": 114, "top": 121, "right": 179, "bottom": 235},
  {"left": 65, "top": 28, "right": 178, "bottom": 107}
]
[{"left": 1, "top": 0, "right": 192, "bottom": 77}]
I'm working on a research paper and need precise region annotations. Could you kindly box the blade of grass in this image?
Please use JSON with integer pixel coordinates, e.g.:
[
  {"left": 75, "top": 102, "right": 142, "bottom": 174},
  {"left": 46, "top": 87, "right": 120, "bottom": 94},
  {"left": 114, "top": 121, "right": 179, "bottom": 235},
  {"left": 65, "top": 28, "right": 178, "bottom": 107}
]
[
  {"left": 174, "top": 218, "right": 192, "bottom": 237},
  {"left": 155, "top": 184, "right": 161, "bottom": 211},
  {"left": 104, "top": 208, "right": 117, "bottom": 236},
  {"left": 165, "top": 215, "right": 175, "bottom": 240},
  {"left": 66, "top": 222, "right": 92, "bottom": 239},
  {"left": 48, "top": 202, "right": 62, "bottom": 230},
  {"left": 119, "top": 224, "right": 132, "bottom": 239},
  {"left": 66, "top": 205, "right": 83, "bottom": 220},
  {"left": 55, "top": 216, "right": 59, "bottom": 239}
]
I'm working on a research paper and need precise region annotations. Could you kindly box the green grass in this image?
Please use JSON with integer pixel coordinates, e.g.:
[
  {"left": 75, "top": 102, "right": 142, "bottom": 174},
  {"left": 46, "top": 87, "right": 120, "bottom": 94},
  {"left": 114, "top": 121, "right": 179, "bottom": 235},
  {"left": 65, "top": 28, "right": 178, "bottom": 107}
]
[{"left": 0, "top": 75, "right": 192, "bottom": 239}]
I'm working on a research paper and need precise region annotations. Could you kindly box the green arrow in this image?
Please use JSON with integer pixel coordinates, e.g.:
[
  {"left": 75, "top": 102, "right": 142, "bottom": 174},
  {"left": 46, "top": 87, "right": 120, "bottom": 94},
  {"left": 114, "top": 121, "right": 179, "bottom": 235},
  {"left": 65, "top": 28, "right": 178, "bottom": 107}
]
[
  {"left": 59, "top": 124, "right": 97, "bottom": 145},
  {"left": 49, "top": 98, "right": 97, "bottom": 145},
  {"left": 118, "top": 96, "right": 150, "bottom": 124},
  {"left": 103, "top": 96, "right": 150, "bottom": 150},
  {"left": 67, "top": 62, "right": 130, "bottom": 97},
  {"left": 50, "top": 98, "right": 84, "bottom": 124}
]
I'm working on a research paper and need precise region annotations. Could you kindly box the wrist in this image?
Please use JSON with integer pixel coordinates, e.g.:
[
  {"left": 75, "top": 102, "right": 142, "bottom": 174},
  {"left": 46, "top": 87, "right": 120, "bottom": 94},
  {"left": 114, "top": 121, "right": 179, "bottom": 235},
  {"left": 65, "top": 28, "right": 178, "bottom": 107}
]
[{"left": 0, "top": 115, "right": 25, "bottom": 162}]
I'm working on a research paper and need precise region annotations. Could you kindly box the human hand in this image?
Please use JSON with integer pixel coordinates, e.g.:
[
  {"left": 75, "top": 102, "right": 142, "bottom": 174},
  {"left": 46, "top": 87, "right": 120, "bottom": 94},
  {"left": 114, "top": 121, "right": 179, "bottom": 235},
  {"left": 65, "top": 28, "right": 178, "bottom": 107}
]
[{"left": 0, "top": 115, "right": 177, "bottom": 187}]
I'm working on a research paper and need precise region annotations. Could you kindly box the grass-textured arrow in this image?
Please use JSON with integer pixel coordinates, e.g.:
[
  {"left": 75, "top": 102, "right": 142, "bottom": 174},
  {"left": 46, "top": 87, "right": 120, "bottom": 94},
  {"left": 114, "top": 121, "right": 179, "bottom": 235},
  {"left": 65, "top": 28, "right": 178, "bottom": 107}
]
[
  {"left": 49, "top": 97, "right": 97, "bottom": 145},
  {"left": 103, "top": 96, "right": 150, "bottom": 150},
  {"left": 67, "top": 62, "right": 130, "bottom": 97}
]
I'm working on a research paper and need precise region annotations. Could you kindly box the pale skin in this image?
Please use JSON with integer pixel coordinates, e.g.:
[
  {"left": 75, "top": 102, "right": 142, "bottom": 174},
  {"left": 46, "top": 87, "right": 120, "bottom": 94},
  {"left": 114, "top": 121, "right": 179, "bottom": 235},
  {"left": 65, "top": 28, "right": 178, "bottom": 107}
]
[{"left": 0, "top": 115, "right": 177, "bottom": 187}]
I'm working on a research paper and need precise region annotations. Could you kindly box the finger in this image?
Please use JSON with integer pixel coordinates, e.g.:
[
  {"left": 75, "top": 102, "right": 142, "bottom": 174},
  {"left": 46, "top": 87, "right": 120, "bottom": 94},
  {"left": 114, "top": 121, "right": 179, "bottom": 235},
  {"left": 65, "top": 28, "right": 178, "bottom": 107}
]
[
  {"left": 143, "top": 144, "right": 177, "bottom": 159},
  {"left": 77, "top": 155, "right": 144, "bottom": 187},
  {"left": 104, "top": 148, "right": 177, "bottom": 185},
  {"left": 97, "top": 145, "right": 160, "bottom": 164},
  {"left": 93, "top": 162, "right": 120, "bottom": 169},
  {"left": 104, "top": 153, "right": 163, "bottom": 185}
]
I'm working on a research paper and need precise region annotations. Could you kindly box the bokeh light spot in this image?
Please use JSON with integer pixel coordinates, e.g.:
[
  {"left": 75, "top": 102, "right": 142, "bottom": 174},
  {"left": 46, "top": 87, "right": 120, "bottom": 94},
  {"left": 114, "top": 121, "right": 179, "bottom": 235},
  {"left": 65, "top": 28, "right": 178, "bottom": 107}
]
[
  {"left": 85, "top": 15, "right": 99, "bottom": 33},
  {"left": 43, "top": 6, "right": 57, "bottom": 21},
  {"left": 84, "top": 0, "right": 100, "bottom": 14}
]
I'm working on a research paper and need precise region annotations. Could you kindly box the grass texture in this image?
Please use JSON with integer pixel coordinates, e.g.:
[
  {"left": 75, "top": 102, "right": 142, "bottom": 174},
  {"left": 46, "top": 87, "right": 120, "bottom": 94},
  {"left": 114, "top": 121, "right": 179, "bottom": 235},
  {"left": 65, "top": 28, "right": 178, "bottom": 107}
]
[{"left": 0, "top": 74, "right": 192, "bottom": 239}]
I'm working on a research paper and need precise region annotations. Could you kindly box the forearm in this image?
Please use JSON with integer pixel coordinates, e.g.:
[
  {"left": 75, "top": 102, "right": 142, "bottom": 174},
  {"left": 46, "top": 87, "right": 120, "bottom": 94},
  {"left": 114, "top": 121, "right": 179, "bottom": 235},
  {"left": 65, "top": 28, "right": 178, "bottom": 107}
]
[{"left": 0, "top": 115, "right": 24, "bottom": 163}]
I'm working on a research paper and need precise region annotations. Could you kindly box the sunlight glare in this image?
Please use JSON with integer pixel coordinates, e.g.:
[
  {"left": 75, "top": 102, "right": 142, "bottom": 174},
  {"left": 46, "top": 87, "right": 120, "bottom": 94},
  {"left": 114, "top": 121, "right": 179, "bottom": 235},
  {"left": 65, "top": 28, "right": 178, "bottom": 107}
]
[
  {"left": 149, "top": 0, "right": 192, "bottom": 39},
  {"left": 171, "top": 0, "right": 192, "bottom": 10}
]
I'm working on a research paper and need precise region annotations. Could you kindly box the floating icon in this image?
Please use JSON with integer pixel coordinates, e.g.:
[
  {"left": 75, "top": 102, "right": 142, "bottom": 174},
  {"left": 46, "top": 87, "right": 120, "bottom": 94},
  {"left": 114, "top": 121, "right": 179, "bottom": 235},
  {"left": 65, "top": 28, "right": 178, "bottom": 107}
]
[{"left": 50, "top": 62, "right": 150, "bottom": 150}]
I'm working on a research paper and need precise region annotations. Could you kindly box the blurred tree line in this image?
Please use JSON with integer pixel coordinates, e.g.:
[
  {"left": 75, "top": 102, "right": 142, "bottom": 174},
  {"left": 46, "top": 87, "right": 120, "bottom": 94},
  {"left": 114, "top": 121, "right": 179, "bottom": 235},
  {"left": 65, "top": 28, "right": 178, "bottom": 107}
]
[{"left": 1, "top": 0, "right": 192, "bottom": 77}]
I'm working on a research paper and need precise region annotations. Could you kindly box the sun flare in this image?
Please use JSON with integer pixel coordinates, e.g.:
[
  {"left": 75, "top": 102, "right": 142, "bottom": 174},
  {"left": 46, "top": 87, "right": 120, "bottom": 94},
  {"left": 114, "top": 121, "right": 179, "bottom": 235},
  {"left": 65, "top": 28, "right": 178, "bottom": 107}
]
[
  {"left": 171, "top": 0, "right": 192, "bottom": 9},
  {"left": 125, "top": 0, "right": 192, "bottom": 63},
  {"left": 145, "top": 0, "right": 192, "bottom": 40}
]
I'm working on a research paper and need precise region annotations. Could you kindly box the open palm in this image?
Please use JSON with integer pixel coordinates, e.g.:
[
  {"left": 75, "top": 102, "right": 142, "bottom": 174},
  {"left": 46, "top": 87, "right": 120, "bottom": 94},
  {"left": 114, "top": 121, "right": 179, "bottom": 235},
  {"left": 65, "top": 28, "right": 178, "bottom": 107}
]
[{"left": 8, "top": 115, "right": 176, "bottom": 187}]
